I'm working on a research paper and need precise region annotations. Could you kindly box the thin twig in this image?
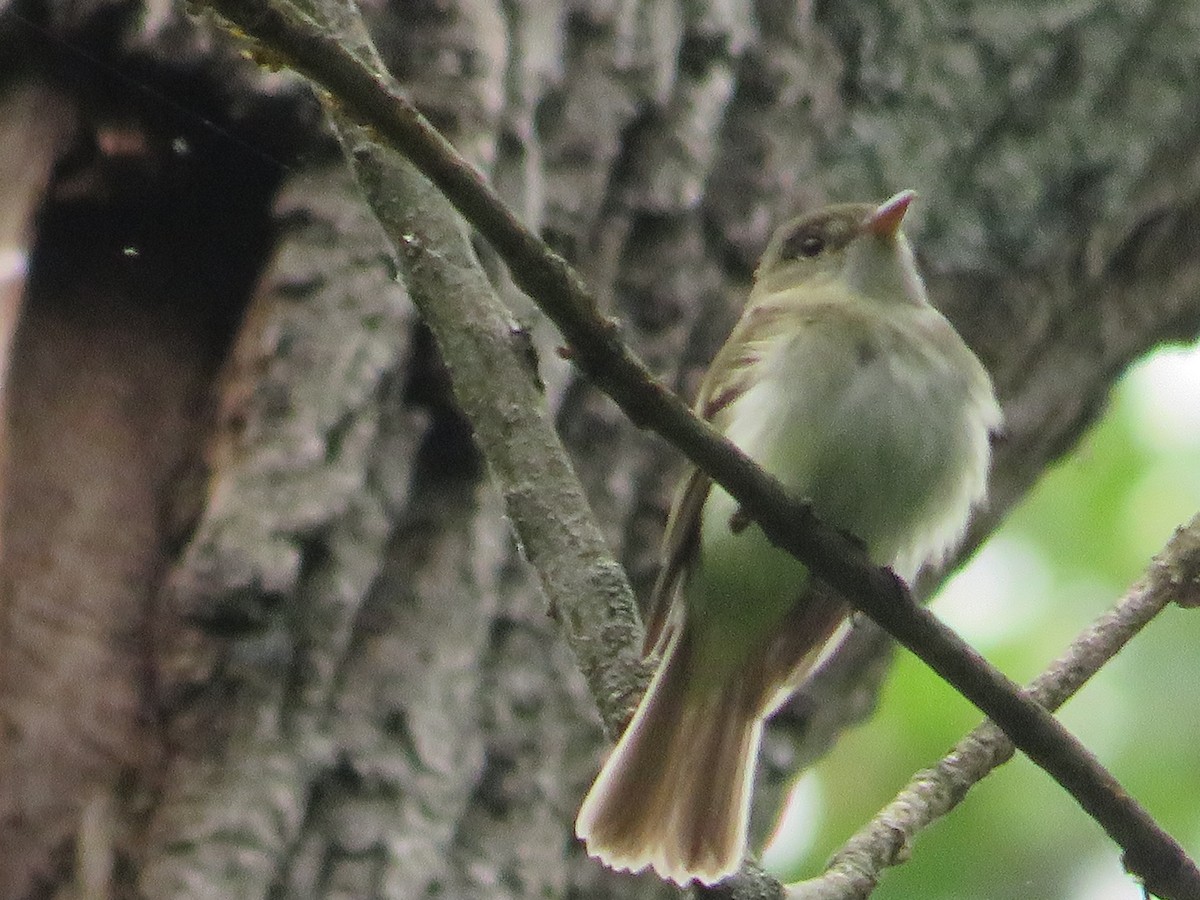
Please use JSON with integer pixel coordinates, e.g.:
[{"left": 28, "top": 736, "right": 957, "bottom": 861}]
[
  {"left": 789, "top": 513, "right": 1200, "bottom": 899},
  {"left": 188, "top": 1, "right": 1200, "bottom": 896}
]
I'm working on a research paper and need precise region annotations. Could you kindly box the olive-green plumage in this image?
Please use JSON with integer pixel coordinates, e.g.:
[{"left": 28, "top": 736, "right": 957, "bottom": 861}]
[{"left": 576, "top": 192, "right": 1001, "bottom": 886}]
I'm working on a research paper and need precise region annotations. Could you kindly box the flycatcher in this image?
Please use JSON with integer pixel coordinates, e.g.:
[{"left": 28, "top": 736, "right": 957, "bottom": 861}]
[{"left": 575, "top": 191, "right": 1001, "bottom": 885}]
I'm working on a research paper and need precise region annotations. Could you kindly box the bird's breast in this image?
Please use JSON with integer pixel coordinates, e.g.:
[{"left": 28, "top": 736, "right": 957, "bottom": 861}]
[{"left": 718, "top": 310, "right": 994, "bottom": 579}]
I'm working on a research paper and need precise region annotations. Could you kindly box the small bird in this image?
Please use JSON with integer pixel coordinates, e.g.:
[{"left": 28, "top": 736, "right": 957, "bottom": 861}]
[{"left": 575, "top": 191, "right": 1001, "bottom": 885}]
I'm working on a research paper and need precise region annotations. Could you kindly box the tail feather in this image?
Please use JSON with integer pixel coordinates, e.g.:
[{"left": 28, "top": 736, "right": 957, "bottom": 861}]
[
  {"left": 576, "top": 585, "right": 851, "bottom": 886},
  {"left": 575, "top": 626, "right": 761, "bottom": 886}
]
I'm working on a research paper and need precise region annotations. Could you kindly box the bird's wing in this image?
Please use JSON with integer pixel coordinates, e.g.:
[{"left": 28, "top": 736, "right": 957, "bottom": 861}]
[{"left": 641, "top": 295, "right": 792, "bottom": 655}]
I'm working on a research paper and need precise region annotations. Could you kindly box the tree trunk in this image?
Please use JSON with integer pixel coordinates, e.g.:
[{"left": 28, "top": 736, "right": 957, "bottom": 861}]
[{"left": 1, "top": 0, "right": 1198, "bottom": 897}]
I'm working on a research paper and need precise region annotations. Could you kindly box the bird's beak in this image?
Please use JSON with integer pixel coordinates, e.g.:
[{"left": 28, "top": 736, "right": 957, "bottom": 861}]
[{"left": 863, "top": 190, "right": 916, "bottom": 238}]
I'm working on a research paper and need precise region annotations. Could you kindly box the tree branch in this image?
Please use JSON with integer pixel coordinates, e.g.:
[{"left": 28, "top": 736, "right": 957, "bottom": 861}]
[
  {"left": 297, "top": 4, "right": 651, "bottom": 741},
  {"left": 788, "top": 513, "right": 1200, "bottom": 899},
  {"left": 188, "top": 0, "right": 1200, "bottom": 896},
  {"left": 345, "top": 127, "right": 653, "bottom": 737}
]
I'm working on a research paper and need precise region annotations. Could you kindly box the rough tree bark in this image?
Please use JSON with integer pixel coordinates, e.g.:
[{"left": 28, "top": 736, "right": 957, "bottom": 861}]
[{"left": 1, "top": 1, "right": 1198, "bottom": 899}]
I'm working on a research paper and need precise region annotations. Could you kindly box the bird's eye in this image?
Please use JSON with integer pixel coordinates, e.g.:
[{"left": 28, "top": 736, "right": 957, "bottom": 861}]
[
  {"left": 780, "top": 232, "right": 826, "bottom": 261},
  {"left": 796, "top": 236, "right": 824, "bottom": 257}
]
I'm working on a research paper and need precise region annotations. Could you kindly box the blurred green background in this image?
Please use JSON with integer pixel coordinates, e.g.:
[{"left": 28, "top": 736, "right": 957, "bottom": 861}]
[{"left": 764, "top": 342, "right": 1200, "bottom": 900}]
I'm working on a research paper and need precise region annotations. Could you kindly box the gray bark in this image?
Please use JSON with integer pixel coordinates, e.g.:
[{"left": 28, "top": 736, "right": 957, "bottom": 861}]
[{"left": 1, "top": 0, "right": 1198, "bottom": 898}]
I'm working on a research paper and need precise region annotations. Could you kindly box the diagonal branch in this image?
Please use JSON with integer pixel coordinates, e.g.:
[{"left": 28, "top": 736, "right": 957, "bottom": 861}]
[
  {"left": 188, "top": 0, "right": 1200, "bottom": 896},
  {"left": 788, "top": 513, "right": 1200, "bottom": 899}
]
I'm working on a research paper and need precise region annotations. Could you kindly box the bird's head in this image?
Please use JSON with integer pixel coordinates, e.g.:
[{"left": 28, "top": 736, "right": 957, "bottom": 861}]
[{"left": 755, "top": 190, "right": 926, "bottom": 306}]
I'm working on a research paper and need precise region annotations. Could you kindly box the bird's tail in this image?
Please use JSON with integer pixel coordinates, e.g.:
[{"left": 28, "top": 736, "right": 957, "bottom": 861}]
[{"left": 574, "top": 625, "right": 762, "bottom": 886}]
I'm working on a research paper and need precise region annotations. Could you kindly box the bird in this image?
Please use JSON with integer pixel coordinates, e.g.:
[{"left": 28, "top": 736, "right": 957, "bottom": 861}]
[{"left": 574, "top": 191, "right": 1001, "bottom": 886}]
